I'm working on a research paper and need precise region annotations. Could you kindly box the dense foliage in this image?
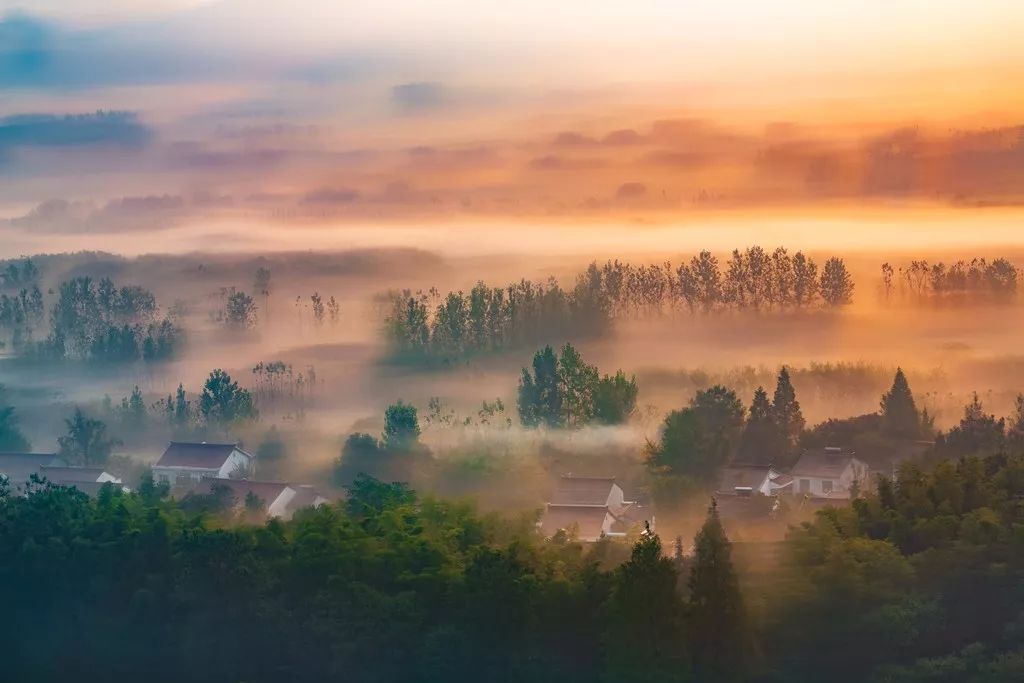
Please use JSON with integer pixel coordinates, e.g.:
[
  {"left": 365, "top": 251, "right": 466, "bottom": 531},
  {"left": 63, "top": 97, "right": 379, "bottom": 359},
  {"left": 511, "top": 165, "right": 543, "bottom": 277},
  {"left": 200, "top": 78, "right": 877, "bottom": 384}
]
[{"left": 517, "top": 344, "right": 638, "bottom": 428}]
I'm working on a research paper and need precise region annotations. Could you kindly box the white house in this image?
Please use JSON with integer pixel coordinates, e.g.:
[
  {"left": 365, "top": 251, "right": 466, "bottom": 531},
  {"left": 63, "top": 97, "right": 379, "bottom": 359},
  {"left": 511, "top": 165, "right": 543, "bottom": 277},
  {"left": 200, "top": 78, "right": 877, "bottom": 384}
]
[
  {"left": 152, "top": 442, "right": 254, "bottom": 485},
  {"left": 540, "top": 475, "right": 651, "bottom": 542},
  {"left": 717, "top": 464, "right": 793, "bottom": 497},
  {"left": 790, "top": 447, "right": 870, "bottom": 499}
]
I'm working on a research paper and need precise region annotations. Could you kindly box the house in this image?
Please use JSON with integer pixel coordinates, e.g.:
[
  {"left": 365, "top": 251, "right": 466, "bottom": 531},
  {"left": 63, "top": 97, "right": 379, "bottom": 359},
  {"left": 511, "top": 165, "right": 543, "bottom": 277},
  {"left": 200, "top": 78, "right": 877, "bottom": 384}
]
[
  {"left": 717, "top": 464, "right": 793, "bottom": 497},
  {"left": 39, "top": 466, "right": 124, "bottom": 495},
  {"left": 790, "top": 447, "right": 870, "bottom": 499},
  {"left": 152, "top": 441, "right": 254, "bottom": 485},
  {"left": 0, "top": 452, "right": 67, "bottom": 488},
  {"left": 540, "top": 475, "right": 651, "bottom": 542},
  {"left": 185, "top": 478, "right": 330, "bottom": 519}
]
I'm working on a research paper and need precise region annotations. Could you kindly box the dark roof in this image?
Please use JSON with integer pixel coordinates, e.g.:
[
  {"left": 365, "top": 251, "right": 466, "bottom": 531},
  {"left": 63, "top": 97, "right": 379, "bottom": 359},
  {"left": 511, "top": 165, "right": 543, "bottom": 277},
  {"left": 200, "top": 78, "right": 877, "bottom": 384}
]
[
  {"left": 0, "top": 453, "right": 66, "bottom": 484},
  {"left": 155, "top": 442, "right": 250, "bottom": 469},
  {"left": 541, "top": 504, "right": 611, "bottom": 539},
  {"left": 198, "top": 478, "right": 292, "bottom": 503},
  {"left": 39, "top": 466, "right": 113, "bottom": 483},
  {"left": 550, "top": 476, "right": 617, "bottom": 505},
  {"left": 717, "top": 465, "right": 773, "bottom": 493},
  {"left": 791, "top": 448, "right": 861, "bottom": 478}
]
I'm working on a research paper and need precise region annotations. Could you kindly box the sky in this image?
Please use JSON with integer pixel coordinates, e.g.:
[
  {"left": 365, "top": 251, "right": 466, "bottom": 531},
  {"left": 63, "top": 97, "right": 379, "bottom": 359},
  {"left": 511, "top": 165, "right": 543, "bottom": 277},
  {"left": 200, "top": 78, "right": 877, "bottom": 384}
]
[{"left": 1, "top": 0, "right": 1024, "bottom": 255}]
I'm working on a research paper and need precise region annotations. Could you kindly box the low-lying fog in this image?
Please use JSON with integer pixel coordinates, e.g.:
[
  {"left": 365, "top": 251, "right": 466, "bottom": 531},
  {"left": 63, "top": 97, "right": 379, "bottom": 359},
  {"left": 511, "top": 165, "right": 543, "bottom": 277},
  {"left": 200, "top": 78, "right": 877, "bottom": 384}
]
[{"left": 4, "top": 216, "right": 1024, "bottom": 540}]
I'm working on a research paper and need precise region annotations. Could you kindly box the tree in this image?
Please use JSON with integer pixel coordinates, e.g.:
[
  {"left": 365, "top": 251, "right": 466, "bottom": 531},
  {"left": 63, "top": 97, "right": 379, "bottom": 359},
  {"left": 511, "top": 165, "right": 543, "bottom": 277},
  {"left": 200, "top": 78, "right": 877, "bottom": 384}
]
[
  {"left": 57, "top": 408, "right": 121, "bottom": 466},
  {"left": 738, "top": 386, "right": 782, "bottom": 464},
  {"left": 820, "top": 256, "right": 854, "bottom": 306},
  {"left": 0, "top": 405, "right": 30, "bottom": 452},
  {"left": 517, "top": 345, "right": 562, "bottom": 427},
  {"left": 382, "top": 401, "right": 421, "bottom": 452},
  {"left": 688, "top": 501, "right": 747, "bottom": 680},
  {"left": 256, "top": 426, "right": 286, "bottom": 464},
  {"left": 253, "top": 266, "right": 272, "bottom": 320},
  {"left": 224, "top": 291, "right": 257, "bottom": 329},
  {"left": 593, "top": 371, "right": 639, "bottom": 425},
  {"left": 199, "top": 369, "right": 257, "bottom": 426},
  {"left": 603, "top": 530, "right": 688, "bottom": 680},
  {"left": 939, "top": 393, "right": 1006, "bottom": 456},
  {"left": 771, "top": 367, "right": 805, "bottom": 456},
  {"left": 646, "top": 386, "right": 744, "bottom": 483},
  {"left": 880, "top": 368, "right": 920, "bottom": 439},
  {"left": 120, "top": 385, "right": 146, "bottom": 428},
  {"left": 558, "top": 343, "right": 599, "bottom": 426},
  {"left": 333, "top": 432, "right": 384, "bottom": 486}
]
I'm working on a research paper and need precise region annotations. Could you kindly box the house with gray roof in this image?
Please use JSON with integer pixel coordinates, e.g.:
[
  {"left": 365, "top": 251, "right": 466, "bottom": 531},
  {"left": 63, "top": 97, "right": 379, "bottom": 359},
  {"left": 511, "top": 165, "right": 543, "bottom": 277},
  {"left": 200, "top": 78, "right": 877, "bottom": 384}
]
[
  {"left": 152, "top": 441, "right": 254, "bottom": 485},
  {"left": 0, "top": 452, "right": 67, "bottom": 489},
  {"left": 790, "top": 447, "right": 870, "bottom": 499}
]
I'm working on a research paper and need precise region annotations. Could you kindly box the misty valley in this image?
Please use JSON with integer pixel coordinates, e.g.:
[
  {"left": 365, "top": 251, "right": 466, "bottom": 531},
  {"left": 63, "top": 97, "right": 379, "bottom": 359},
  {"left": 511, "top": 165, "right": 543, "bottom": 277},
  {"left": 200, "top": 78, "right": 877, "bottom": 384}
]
[{"left": 0, "top": 245, "right": 1023, "bottom": 681}]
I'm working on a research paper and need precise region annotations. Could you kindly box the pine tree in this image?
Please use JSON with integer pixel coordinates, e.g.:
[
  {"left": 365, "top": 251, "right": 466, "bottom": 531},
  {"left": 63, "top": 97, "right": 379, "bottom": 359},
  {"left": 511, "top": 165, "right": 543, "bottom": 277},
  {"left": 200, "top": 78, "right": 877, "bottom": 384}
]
[
  {"left": 880, "top": 368, "right": 920, "bottom": 438},
  {"left": 688, "top": 500, "right": 748, "bottom": 680},
  {"left": 737, "top": 386, "right": 784, "bottom": 464},
  {"left": 771, "top": 367, "right": 805, "bottom": 456}
]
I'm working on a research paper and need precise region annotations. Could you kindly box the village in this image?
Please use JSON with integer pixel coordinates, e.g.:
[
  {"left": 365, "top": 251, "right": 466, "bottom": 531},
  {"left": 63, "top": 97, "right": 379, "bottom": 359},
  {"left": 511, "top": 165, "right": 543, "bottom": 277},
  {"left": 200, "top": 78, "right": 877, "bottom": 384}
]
[{"left": 1, "top": 438, "right": 880, "bottom": 537}]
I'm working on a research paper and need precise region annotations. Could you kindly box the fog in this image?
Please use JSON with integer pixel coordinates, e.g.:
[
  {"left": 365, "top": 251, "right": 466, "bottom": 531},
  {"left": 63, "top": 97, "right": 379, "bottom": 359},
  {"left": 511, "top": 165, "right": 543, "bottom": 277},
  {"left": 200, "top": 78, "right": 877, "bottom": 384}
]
[{"left": 2, "top": 231, "right": 1024, "bottom": 546}]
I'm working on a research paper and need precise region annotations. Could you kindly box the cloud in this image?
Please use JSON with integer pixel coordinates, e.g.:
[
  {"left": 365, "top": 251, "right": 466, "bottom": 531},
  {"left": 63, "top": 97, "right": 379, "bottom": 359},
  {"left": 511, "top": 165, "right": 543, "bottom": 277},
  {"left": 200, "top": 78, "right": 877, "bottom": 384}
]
[
  {"left": 8, "top": 194, "right": 188, "bottom": 233},
  {"left": 391, "top": 82, "right": 448, "bottom": 113},
  {"left": 0, "top": 111, "right": 151, "bottom": 149},
  {"left": 615, "top": 182, "right": 647, "bottom": 199}
]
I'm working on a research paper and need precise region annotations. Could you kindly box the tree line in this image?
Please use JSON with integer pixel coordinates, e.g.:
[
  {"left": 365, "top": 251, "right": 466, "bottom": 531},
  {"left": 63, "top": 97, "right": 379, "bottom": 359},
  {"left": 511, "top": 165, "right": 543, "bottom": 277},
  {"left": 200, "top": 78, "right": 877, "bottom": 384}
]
[
  {"left": 383, "top": 247, "right": 855, "bottom": 362},
  {"left": 0, "top": 276, "right": 183, "bottom": 363},
  {"left": 881, "top": 257, "right": 1018, "bottom": 304}
]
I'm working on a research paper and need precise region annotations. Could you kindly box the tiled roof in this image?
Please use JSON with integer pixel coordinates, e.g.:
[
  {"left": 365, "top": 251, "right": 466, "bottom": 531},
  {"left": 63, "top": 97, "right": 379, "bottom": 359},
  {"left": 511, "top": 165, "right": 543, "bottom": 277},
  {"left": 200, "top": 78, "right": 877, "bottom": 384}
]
[
  {"left": 541, "top": 504, "right": 610, "bottom": 539},
  {"left": 550, "top": 476, "right": 616, "bottom": 505},
  {"left": 155, "top": 442, "right": 249, "bottom": 469},
  {"left": 791, "top": 448, "right": 858, "bottom": 478}
]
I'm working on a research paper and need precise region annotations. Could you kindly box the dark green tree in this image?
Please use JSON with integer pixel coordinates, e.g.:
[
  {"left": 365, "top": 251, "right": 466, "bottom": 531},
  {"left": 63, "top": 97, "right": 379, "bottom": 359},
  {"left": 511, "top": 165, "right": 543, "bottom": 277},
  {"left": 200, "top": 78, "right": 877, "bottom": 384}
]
[
  {"left": 771, "top": 367, "right": 805, "bottom": 456},
  {"left": 517, "top": 345, "right": 562, "bottom": 427},
  {"left": 593, "top": 370, "right": 639, "bottom": 425},
  {"left": 382, "top": 400, "right": 421, "bottom": 452},
  {"left": 199, "top": 369, "right": 257, "bottom": 426},
  {"left": 57, "top": 408, "right": 121, "bottom": 466},
  {"left": 603, "top": 530, "right": 688, "bottom": 681},
  {"left": 688, "top": 500, "right": 748, "bottom": 680},
  {"left": 738, "top": 386, "right": 782, "bottom": 464},
  {"left": 647, "top": 386, "right": 743, "bottom": 483},
  {"left": 880, "top": 368, "right": 921, "bottom": 439},
  {"left": 0, "top": 405, "right": 30, "bottom": 452}
]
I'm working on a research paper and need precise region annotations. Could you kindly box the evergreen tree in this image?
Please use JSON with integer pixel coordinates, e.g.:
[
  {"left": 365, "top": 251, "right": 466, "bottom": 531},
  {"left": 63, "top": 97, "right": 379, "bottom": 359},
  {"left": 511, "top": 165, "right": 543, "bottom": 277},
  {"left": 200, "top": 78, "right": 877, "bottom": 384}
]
[
  {"left": 688, "top": 500, "right": 748, "bottom": 680},
  {"left": 603, "top": 530, "right": 688, "bottom": 681},
  {"left": 771, "top": 367, "right": 805, "bottom": 456},
  {"left": 880, "top": 368, "right": 920, "bottom": 439},
  {"left": 738, "top": 386, "right": 783, "bottom": 464}
]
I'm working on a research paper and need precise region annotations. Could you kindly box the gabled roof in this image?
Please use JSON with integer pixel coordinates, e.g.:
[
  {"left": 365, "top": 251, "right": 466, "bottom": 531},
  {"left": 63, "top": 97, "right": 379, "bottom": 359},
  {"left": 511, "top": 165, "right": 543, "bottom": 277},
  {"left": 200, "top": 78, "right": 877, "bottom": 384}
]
[
  {"left": 39, "top": 466, "right": 113, "bottom": 484},
  {"left": 541, "top": 504, "right": 611, "bottom": 539},
  {"left": 550, "top": 476, "right": 617, "bottom": 505},
  {"left": 717, "top": 465, "right": 774, "bottom": 493},
  {"left": 0, "top": 452, "right": 66, "bottom": 484},
  {"left": 200, "top": 478, "right": 292, "bottom": 504},
  {"left": 155, "top": 442, "right": 250, "bottom": 469},
  {"left": 791, "top": 448, "right": 861, "bottom": 478}
]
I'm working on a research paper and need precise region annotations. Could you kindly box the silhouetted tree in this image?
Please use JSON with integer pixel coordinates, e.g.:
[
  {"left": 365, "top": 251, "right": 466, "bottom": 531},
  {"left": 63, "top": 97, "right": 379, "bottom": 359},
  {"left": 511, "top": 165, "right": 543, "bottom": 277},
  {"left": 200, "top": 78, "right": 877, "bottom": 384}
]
[{"left": 880, "top": 368, "right": 921, "bottom": 439}]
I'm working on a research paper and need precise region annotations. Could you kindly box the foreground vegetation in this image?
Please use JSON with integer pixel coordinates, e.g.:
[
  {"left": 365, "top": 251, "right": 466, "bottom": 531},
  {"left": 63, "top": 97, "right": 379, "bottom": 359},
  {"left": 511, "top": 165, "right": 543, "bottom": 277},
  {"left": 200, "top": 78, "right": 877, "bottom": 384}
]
[{"left": 6, "top": 443, "right": 1024, "bottom": 682}]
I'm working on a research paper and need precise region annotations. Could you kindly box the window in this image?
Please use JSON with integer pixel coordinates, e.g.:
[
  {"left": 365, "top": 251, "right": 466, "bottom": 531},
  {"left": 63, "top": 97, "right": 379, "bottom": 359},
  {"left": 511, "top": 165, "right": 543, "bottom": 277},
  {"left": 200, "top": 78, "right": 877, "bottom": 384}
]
[{"left": 822, "top": 480, "right": 834, "bottom": 494}]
